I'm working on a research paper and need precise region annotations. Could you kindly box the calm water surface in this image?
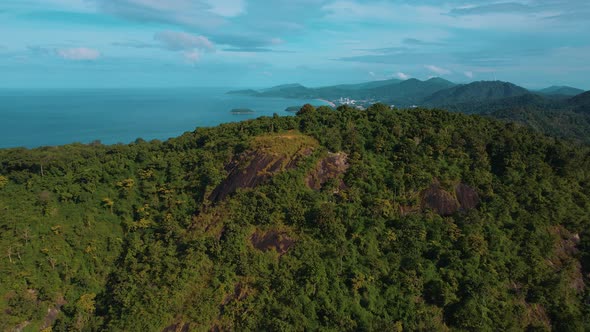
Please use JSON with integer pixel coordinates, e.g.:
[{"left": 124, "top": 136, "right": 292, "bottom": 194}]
[{"left": 0, "top": 88, "right": 328, "bottom": 148}]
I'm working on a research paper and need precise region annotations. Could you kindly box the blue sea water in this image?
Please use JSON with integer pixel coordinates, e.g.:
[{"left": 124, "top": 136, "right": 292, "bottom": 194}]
[{"left": 0, "top": 88, "right": 329, "bottom": 149}]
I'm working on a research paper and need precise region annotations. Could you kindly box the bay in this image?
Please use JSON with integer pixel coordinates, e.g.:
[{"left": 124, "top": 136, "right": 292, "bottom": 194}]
[{"left": 0, "top": 88, "right": 329, "bottom": 148}]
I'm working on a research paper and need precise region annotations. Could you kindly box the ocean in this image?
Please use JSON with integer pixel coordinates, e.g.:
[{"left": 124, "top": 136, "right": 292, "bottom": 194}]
[{"left": 0, "top": 88, "right": 329, "bottom": 149}]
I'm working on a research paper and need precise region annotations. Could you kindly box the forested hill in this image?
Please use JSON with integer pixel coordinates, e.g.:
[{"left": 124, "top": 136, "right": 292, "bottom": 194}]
[
  {"left": 1, "top": 105, "right": 590, "bottom": 331},
  {"left": 423, "top": 81, "right": 530, "bottom": 106},
  {"left": 232, "top": 77, "right": 590, "bottom": 143},
  {"left": 570, "top": 91, "right": 590, "bottom": 113},
  {"left": 538, "top": 86, "right": 585, "bottom": 96}
]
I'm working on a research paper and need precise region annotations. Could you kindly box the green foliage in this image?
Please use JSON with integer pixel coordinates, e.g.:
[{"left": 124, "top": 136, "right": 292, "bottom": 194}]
[
  {"left": 0, "top": 106, "right": 589, "bottom": 331},
  {"left": 297, "top": 103, "right": 316, "bottom": 116}
]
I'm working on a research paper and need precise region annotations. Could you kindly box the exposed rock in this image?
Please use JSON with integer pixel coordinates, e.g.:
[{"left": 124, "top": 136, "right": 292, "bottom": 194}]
[
  {"left": 13, "top": 321, "right": 30, "bottom": 332},
  {"left": 548, "top": 226, "right": 585, "bottom": 292},
  {"left": 40, "top": 295, "right": 67, "bottom": 330},
  {"left": 250, "top": 230, "right": 295, "bottom": 255},
  {"left": 305, "top": 152, "right": 349, "bottom": 191},
  {"left": 421, "top": 184, "right": 460, "bottom": 216},
  {"left": 420, "top": 182, "right": 480, "bottom": 216},
  {"left": 162, "top": 322, "right": 190, "bottom": 332},
  {"left": 455, "top": 183, "right": 480, "bottom": 210},
  {"left": 524, "top": 303, "right": 551, "bottom": 330},
  {"left": 209, "top": 133, "right": 317, "bottom": 202}
]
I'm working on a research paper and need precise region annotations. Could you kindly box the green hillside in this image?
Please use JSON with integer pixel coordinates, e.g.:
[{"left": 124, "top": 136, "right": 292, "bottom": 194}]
[
  {"left": 538, "top": 86, "right": 585, "bottom": 96},
  {"left": 569, "top": 91, "right": 590, "bottom": 113},
  {"left": 367, "top": 77, "right": 456, "bottom": 105},
  {"left": 424, "top": 81, "right": 530, "bottom": 106},
  {"left": 1, "top": 106, "right": 589, "bottom": 331},
  {"left": 437, "top": 92, "right": 590, "bottom": 143}
]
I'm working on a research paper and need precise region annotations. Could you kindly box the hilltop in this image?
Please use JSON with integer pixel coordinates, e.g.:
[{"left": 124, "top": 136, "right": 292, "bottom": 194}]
[
  {"left": 538, "top": 85, "right": 585, "bottom": 96},
  {"left": 423, "top": 81, "right": 530, "bottom": 106}
]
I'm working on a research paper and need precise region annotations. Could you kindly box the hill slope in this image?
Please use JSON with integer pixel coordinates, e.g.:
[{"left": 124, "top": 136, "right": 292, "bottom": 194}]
[
  {"left": 569, "top": 90, "right": 590, "bottom": 113},
  {"left": 367, "top": 77, "right": 456, "bottom": 104},
  {"left": 424, "top": 81, "right": 530, "bottom": 106},
  {"left": 1, "top": 106, "right": 589, "bottom": 331},
  {"left": 539, "top": 86, "right": 585, "bottom": 96}
]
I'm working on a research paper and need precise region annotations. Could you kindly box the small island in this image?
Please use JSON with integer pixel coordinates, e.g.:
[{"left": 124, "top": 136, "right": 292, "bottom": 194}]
[
  {"left": 230, "top": 108, "right": 255, "bottom": 114},
  {"left": 284, "top": 106, "right": 302, "bottom": 113}
]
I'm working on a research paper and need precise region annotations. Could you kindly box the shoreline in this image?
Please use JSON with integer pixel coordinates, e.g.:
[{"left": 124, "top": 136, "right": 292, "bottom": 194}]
[{"left": 316, "top": 98, "right": 336, "bottom": 107}]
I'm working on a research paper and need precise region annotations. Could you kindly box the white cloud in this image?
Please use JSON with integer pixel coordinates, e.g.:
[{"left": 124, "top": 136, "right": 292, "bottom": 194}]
[
  {"left": 321, "top": 1, "right": 563, "bottom": 31},
  {"left": 464, "top": 71, "right": 474, "bottom": 78},
  {"left": 205, "top": 0, "right": 246, "bottom": 17},
  {"left": 57, "top": 47, "right": 101, "bottom": 60},
  {"left": 396, "top": 72, "right": 410, "bottom": 80},
  {"left": 94, "top": 0, "right": 247, "bottom": 29},
  {"left": 425, "top": 65, "right": 451, "bottom": 75},
  {"left": 38, "top": 0, "right": 95, "bottom": 12},
  {"left": 184, "top": 50, "right": 201, "bottom": 63},
  {"left": 154, "top": 31, "right": 215, "bottom": 52}
]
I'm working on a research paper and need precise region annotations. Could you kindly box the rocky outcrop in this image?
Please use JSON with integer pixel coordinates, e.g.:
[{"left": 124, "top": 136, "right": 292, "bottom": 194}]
[
  {"left": 209, "top": 133, "right": 316, "bottom": 202},
  {"left": 40, "top": 295, "right": 67, "bottom": 330},
  {"left": 455, "top": 183, "right": 480, "bottom": 210},
  {"left": 250, "top": 230, "right": 295, "bottom": 255},
  {"left": 548, "top": 226, "right": 585, "bottom": 292},
  {"left": 305, "top": 152, "right": 349, "bottom": 191},
  {"left": 162, "top": 322, "right": 190, "bottom": 332},
  {"left": 421, "top": 184, "right": 460, "bottom": 216},
  {"left": 420, "top": 182, "right": 480, "bottom": 216}
]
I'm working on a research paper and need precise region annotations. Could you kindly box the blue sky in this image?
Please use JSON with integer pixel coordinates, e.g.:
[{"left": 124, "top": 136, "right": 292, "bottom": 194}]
[{"left": 1, "top": 0, "right": 589, "bottom": 89}]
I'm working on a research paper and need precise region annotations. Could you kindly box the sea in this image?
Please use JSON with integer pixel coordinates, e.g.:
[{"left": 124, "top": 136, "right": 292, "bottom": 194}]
[{"left": 0, "top": 88, "right": 329, "bottom": 149}]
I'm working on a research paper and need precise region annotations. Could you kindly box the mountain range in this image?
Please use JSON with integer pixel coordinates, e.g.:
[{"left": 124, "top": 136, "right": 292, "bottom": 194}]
[
  {"left": 230, "top": 79, "right": 590, "bottom": 143},
  {"left": 229, "top": 78, "right": 585, "bottom": 107}
]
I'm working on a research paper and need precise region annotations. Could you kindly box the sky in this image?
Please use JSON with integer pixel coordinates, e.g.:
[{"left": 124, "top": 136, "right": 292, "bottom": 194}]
[{"left": 1, "top": 0, "right": 589, "bottom": 89}]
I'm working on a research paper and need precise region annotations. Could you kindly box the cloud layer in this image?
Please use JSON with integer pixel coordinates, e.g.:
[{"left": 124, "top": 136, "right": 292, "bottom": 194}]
[
  {"left": 2, "top": 0, "right": 590, "bottom": 88},
  {"left": 57, "top": 47, "right": 101, "bottom": 60}
]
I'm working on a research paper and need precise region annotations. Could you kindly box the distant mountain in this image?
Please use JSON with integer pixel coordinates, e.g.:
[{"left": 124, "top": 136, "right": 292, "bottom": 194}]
[
  {"left": 226, "top": 89, "right": 259, "bottom": 96},
  {"left": 329, "top": 78, "right": 402, "bottom": 90},
  {"left": 424, "top": 81, "right": 530, "bottom": 106},
  {"left": 366, "top": 77, "right": 456, "bottom": 105},
  {"left": 227, "top": 78, "right": 456, "bottom": 105},
  {"left": 538, "top": 86, "right": 585, "bottom": 96},
  {"left": 261, "top": 83, "right": 306, "bottom": 93},
  {"left": 258, "top": 84, "right": 314, "bottom": 98}
]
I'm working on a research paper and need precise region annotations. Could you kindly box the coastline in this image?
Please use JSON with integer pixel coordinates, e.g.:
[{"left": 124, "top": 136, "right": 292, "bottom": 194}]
[{"left": 316, "top": 98, "right": 336, "bottom": 107}]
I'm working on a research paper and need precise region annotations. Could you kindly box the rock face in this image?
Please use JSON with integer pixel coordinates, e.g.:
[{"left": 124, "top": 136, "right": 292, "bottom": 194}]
[
  {"left": 420, "top": 182, "right": 480, "bottom": 216},
  {"left": 162, "top": 323, "right": 190, "bottom": 332},
  {"left": 421, "top": 184, "right": 460, "bottom": 216},
  {"left": 40, "top": 296, "right": 66, "bottom": 330},
  {"left": 250, "top": 230, "right": 295, "bottom": 255},
  {"left": 209, "top": 133, "right": 317, "bottom": 202},
  {"left": 305, "top": 152, "right": 349, "bottom": 191},
  {"left": 455, "top": 183, "right": 480, "bottom": 210},
  {"left": 549, "top": 226, "right": 585, "bottom": 292}
]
